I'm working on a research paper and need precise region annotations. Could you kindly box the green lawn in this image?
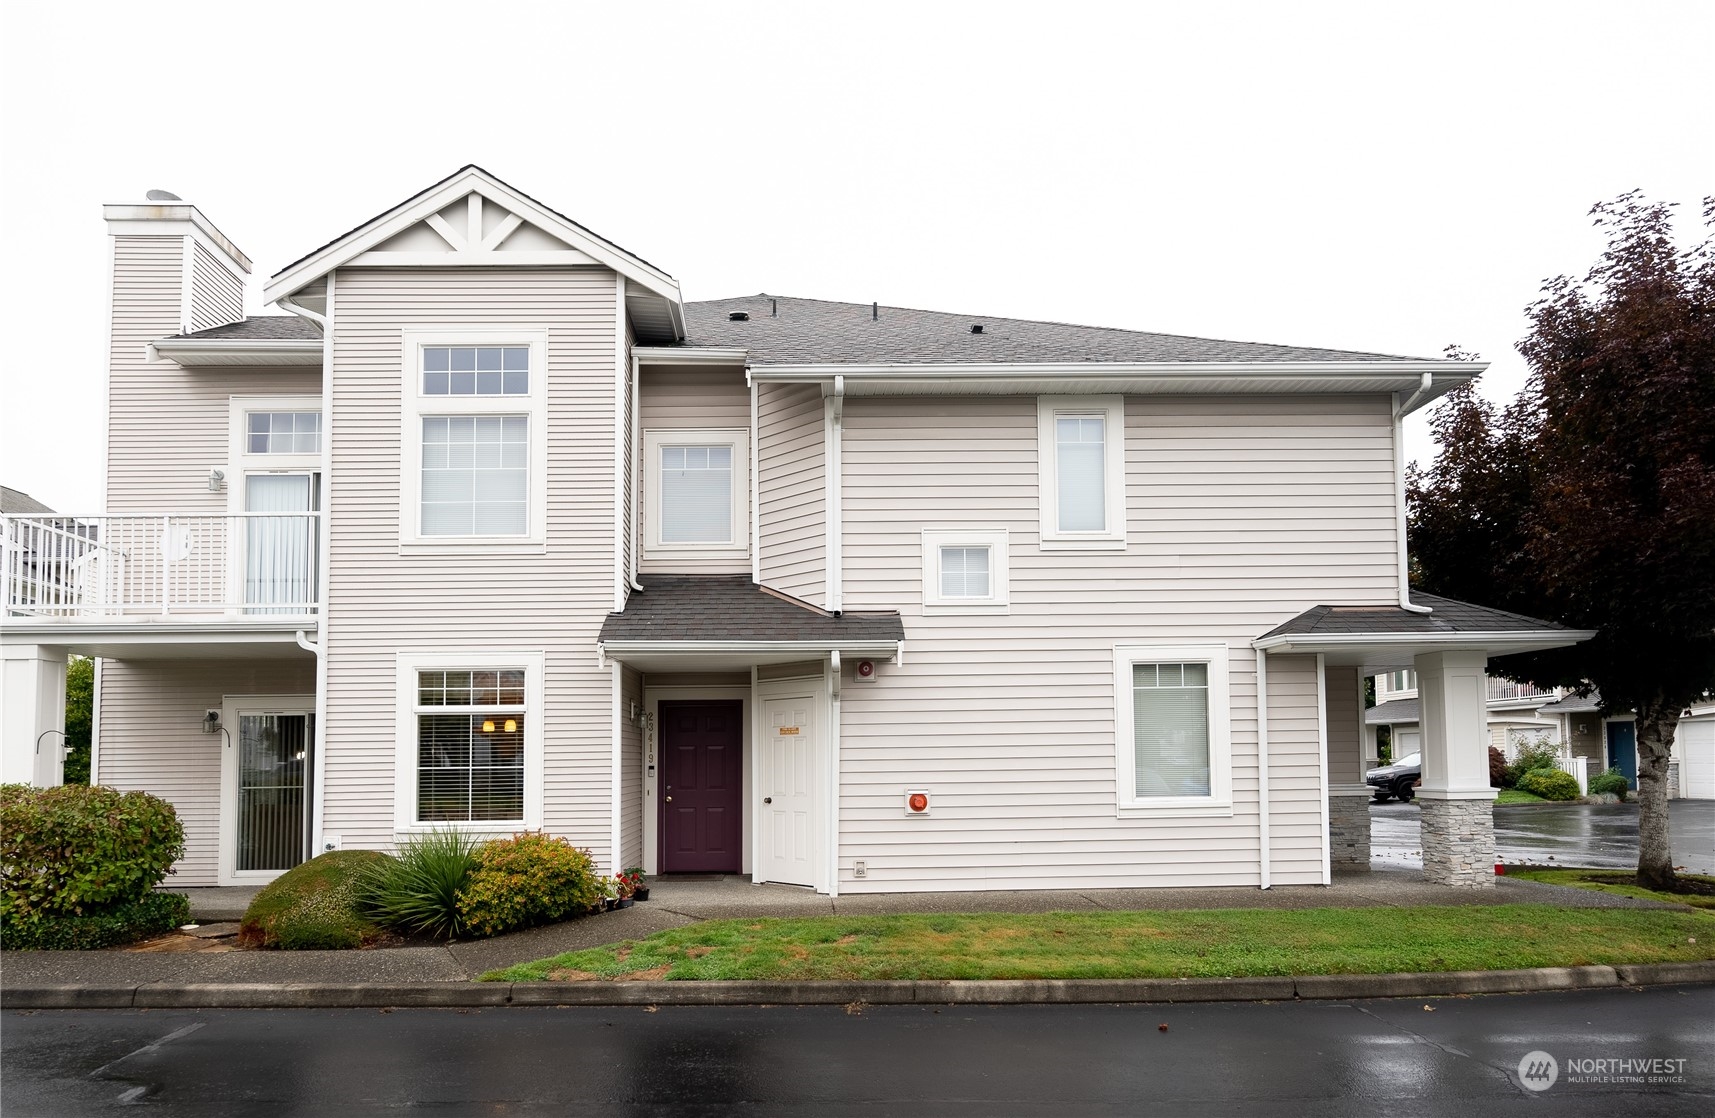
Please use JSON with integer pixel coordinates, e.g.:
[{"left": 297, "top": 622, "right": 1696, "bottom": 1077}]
[
  {"left": 484, "top": 905, "right": 1714, "bottom": 983},
  {"left": 1495, "top": 788, "right": 1549, "bottom": 804},
  {"left": 1504, "top": 867, "right": 1715, "bottom": 910}
]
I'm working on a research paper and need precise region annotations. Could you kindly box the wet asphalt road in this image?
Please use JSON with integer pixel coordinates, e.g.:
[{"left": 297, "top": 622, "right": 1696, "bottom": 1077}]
[
  {"left": 4, "top": 987, "right": 1713, "bottom": 1116},
  {"left": 1371, "top": 799, "right": 1715, "bottom": 873}
]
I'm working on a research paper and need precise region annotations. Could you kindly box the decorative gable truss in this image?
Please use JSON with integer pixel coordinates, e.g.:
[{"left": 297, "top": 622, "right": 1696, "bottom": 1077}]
[{"left": 361, "top": 192, "right": 600, "bottom": 267}]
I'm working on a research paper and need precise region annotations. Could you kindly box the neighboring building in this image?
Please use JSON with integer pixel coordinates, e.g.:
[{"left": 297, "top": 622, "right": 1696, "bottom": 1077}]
[
  {"left": 1365, "top": 669, "right": 1564, "bottom": 765},
  {"left": 1534, "top": 690, "right": 1715, "bottom": 799},
  {"left": 0, "top": 167, "right": 1594, "bottom": 892}
]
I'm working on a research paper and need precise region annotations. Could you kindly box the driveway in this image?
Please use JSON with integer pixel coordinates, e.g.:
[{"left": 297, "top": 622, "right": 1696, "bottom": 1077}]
[{"left": 1372, "top": 799, "right": 1715, "bottom": 873}]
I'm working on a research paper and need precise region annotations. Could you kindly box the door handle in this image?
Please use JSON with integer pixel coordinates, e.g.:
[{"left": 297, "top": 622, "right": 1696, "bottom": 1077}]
[
  {"left": 763, "top": 797, "right": 772, "bottom": 804},
  {"left": 665, "top": 796, "right": 672, "bottom": 802}
]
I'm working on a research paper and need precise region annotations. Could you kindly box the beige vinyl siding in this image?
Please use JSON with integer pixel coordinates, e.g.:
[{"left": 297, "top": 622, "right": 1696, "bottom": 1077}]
[
  {"left": 1323, "top": 664, "right": 1364, "bottom": 788},
  {"left": 620, "top": 666, "right": 643, "bottom": 871},
  {"left": 636, "top": 365, "right": 750, "bottom": 575},
  {"left": 95, "top": 657, "right": 315, "bottom": 885},
  {"left": 188, "top": 239, "right": 246, "bottom": 333},
  {"left": 757, "top": 382, "right": 826, "bottom": 604},
  {"left": 323, "top": 267, "right": 619, "bottom": 864},
  {"left": 834, "top": 394, "right": 1394, "bottom": 892}
]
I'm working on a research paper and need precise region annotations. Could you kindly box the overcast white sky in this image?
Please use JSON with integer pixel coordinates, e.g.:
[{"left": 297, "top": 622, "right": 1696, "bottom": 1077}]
[{"left": 2, "top": 1, "right": 1710, "bottom": 512}]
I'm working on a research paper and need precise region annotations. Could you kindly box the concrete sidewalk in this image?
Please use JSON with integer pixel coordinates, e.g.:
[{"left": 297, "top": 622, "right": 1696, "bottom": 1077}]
[{"left": 2, "top": 866, "right": 1693, "bottom": 994}]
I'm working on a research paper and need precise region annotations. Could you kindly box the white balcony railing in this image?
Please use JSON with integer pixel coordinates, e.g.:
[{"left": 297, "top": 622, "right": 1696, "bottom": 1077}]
[
  {"left": 1487, "top": 678, "right": 1556, "bottom": 702},
  {"left": 3, "top": 513, "right": 320, "bottom": 619}
]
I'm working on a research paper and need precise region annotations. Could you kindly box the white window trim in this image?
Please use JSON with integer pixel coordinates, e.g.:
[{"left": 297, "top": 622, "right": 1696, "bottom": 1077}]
[
  {"left": 920, "top": 527, "right": 1010, "bottom": 614},
  {"left": 229, "top": 396, "right": 324, "bottom": 479},
  {"left": 1114, "top": 643, "right": 1233, "bottom": 817},
  {"left": 399, "top": 329, "right": 549, "bottom": 551},
  {"left": 643, "top": 427, "right": 750, "bottom": 558},
  {"left": 1037, "top": 395, "right": 1126, "bottom": 551},
  {"left": 393, "top": 650, "right": 545, "bottom": 834}
]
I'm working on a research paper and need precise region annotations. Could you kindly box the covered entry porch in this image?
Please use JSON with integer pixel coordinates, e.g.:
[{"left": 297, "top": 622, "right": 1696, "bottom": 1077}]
[{"left": 599, "top": 575, "right": 904, "bottom": 896}]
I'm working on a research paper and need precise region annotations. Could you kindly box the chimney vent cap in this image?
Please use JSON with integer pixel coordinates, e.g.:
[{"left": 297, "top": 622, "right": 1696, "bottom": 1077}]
[{"left": 145, "top": 189, "right": 183, "bottom": 202}]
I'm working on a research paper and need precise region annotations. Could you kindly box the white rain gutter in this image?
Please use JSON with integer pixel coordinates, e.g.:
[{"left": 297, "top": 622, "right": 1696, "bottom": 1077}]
[
  {"left": 826, "top": 376, "right": 845, "bottom": 613},
  {"left": 277, "top": 283, "right": 333, "bottom": 858},
  {"left": 627, "top": 352, "right": 644, "bottom": 593},
  {"left": 828, "top": 650, "right": 841, "bottom": 898},
  {"left": 1391, "top": 380, "right": 1434, "bottom": 614},
  {"left": 1256, "top": 650, "right": 1271, "bottom": 889}
]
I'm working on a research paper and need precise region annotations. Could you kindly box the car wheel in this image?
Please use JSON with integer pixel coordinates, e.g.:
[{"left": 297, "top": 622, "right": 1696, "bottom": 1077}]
[
  {"left": 1371, "top": 793, "right": 1391, "bottom": 803},
  {"left": 1395, "top": 781, "right": 1415, "bottom": 803}
]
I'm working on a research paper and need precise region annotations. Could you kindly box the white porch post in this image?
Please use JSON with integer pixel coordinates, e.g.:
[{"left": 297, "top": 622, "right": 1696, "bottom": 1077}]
[
  {"left": 2, "top": 644, "right": 68, "bottom": 787},
  {"left": 1414, "top": 650, "right": 1496, "bottom": 887}
]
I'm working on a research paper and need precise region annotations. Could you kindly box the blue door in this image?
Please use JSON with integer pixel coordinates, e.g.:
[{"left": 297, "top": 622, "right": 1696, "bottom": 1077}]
[{"left": 1606, "top": 721, "right": 1638, "bottom": 789}]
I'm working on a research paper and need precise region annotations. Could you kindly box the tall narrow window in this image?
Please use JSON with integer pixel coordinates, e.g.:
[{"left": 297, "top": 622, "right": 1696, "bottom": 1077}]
[
  {"left": 1131, "top": 662, "right": 1210, "bottom": 797},
  {"left": 1056, "top": 416, "right": 1106, "bottom": 531}
]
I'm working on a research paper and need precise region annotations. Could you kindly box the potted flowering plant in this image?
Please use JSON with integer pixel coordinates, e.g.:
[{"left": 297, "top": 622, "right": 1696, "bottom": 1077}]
[{"left": 616, "top": 868, "right": 645, "bottom": 905}]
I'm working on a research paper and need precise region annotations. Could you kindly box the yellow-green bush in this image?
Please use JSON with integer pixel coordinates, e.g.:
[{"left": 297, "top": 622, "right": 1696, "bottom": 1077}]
[
  {"left": 240, "top": 850, "right": 391, "bottom": 949},
  {"left": 1516, "top": 767, "right": 1581, "bottom": 801},
  {"left": 456, "top": 832, "right": 603, "bottom": 937}
]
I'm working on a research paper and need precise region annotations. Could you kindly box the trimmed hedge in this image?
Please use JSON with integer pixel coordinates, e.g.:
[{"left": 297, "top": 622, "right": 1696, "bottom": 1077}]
[
  {"left": 1516, "top": 767, "right": 1581, "bottom": 801},
  {"left": 1, "top": 891, "right": 188, "bottom": 951},
  {"left": 1, "top": 783, "right": 184, "bottom": 929},
  {"left": 239, "top": 850, "right": 392, "bottom": 949},
  {"left": 1506, "top": 740, "right": 1563, "bottom": 787},
  {"left": 457, "top": 833, "right": 604, "bottom": 938},
  {"left": 1588, "top": 767, "right": 1630, "bottom": 800}
]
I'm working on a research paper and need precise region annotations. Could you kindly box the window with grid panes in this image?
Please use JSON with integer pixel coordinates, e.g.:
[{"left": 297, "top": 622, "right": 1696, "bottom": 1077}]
[{"left": 414, "top": 669, "right": 526, "bottom": 822}]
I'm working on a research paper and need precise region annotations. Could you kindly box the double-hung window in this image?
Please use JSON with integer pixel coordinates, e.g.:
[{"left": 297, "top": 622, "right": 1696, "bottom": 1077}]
[
  {"left": 1114, "top": 644, "right": 1231, "bottom": 815},
  {"left": 921, "top": 528, "right": 1010, "bottom": 614},
  {"left": 402, "top": 332, "right": 548, "bottom": 547},
  {"left": 394, "top": 652, "right": 544, "bottom": 831},
  {"left": 1038, "top": 395, "right": 1125, "bottom": 550},
  {"left": 644, "top": 429, "right": 749, "bottom": 557}
]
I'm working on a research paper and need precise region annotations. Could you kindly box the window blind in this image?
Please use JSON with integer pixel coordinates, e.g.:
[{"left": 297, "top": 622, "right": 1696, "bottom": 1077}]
[
  {"left": 1133, "top": 662, "right": 1211, "bottom": 797},
  {"left": 939, "top": 545, "right": 991, "bottom": 598},
  {"left": 660, "top": 445, "right": 733, "bottom": 543},
  {"left": 1056, "top": 416, "right": 1106, "bottom": 531},
  {"left": 421, "top": 415, "right": 528, "bottom": 536}
]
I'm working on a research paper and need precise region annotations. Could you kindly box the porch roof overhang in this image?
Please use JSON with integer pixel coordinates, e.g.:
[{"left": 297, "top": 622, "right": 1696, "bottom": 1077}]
[
  {"left": 0, "top": 619, "right": 318, "bottom": 660},
  {"left": 1252, "top": 593, "right": 1595, "bottom": 676},
  {"left": 148, "top": 338, "right": 323, "bottom": 366},
  {"left": 598, "top": 639, "right": 903, "bottom": 673}
]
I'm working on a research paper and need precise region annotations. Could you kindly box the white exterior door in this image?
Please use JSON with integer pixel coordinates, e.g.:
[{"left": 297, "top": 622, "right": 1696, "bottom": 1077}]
[
  {"left": 1682, "top": 719, "right": 1714, "bottom": 800},
  {"left": 219, "top": 695, "right": 315, "bottom": 885},
  {"left": 759, "top": 695, "right": 817, "bottom": 887}
]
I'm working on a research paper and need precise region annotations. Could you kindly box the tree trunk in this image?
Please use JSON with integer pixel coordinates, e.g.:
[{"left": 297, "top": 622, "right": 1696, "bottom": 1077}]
[{"left": 1633, "top": 696, "right": 1679, "bottom": 892}]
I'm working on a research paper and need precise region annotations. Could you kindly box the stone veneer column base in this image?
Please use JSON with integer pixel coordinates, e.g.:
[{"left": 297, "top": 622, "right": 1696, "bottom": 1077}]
[
  {"left": 1419, "top": 797, "right": 1496, "bottom": 888},
  {"left": 1328, "top": 793, "right": 1373, "bottom": 867}
]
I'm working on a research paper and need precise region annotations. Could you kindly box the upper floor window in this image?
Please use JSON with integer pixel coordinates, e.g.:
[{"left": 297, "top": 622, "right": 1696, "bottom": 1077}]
[
  {"left": 248, "top": 411, "right": 321, "bottom": 454},
  {"left": 921, "top": 528, "right": 1010, "bottom": 614},
  {"left": 401, "top": 331, "right": 548, "bottom": 547},
  {"left": 644, "top": 429, "right": 749, "bottom": 555},
  {"left": 1038, "top": 396, "right": 1125, "bottom": 551}
]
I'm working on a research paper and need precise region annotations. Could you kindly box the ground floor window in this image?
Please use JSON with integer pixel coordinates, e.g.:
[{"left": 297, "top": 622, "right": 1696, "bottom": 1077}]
[
  {"left": 395, "top": 652, "right": 543, "bottom": 830},
  {"left": 1113, "top": 644, "right": 1232, "bottom": 815}
]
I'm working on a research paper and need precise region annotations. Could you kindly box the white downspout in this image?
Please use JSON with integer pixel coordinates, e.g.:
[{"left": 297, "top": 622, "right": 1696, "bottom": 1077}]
[
  {"left": 828, "top": 649, "right": 841, "bottom": 898},
  {"left": 1256, "top": 649, "right": 1271, "bottom": 889},
  {"left": 750, "top": 376, "right": 761, "bottom": 584},
  {"left": 826, "top": 376, "right": 845, "bottom": 613},
  {"left": 627, "top": 353, "right": 644, "bottom": 593},
  {"left": 613, "top": 275, "right": 628, "bottom": 611},
  {"left": 277, "top": 281, "right": 333, "bottom": 856},
  {"left": 1315, "top": 652, "right": 1330, "bottom": 886},
  {"left": 610, "top": 661, "right": 622, "bottom": 877},
  {"left": 1392, "top": 379, "right": 1433, "bottom": 614}
]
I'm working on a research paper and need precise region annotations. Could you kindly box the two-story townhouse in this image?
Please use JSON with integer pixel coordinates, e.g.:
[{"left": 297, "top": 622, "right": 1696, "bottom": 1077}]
[{"left": 1, "top": 167, "right": 1594, "bottom": 892}]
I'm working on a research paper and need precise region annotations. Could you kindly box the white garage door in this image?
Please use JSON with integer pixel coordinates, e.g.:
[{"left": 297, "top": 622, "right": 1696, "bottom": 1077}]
[{"left": 1682, "top": 720, "right": 1714, "bottom": 800}]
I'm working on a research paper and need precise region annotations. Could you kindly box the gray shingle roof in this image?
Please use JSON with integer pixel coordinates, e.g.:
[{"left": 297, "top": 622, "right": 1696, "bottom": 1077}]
[
  {"left": 165, "top": 316, "right": 322, "bottom": 341},
  {"left": 1257, "top": 594, "right": 1573, "bottom": 641},
  {"left": 1366, "top": 697, "right": 1421, "bottom": 726},
  {"left": 1, "top": 486, "right": 56, "bottom": 515},
  {"left": 673, "top": 294, "right": 1424, "bottom": 367},
  {"left": 1535, "top": 691, "right": 1604, "bottom": 714},
  {"left": 600, "top": 576, "right": 904, "bottom": 644}
]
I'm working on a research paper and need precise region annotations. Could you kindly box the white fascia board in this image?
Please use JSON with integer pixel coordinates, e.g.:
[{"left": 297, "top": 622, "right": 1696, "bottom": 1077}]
[
  {"left": 1250, "top": 630, "right": 1597, "bottom": 655},
  {"left": 749, "top": 361, "right": 1486, "bottom": 403},
  {"left": 103, "top": 204, "right": 253, "bottom": 273},
  {"left": 0, "top": 621, "right": 317, "bottom": 651},
  {"left": 151, "top": 339, "right": 323, "bottom": 366},
  {"left": 262, "top": 167, "right": 682, "bottom": 311},
  {"left": 632, "top": 346, "right": 748, "bottom": 366}
]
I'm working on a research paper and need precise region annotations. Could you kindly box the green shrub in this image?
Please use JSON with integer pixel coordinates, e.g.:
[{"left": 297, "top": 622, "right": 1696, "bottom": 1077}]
[
  {"left": 239, "top": 850, "right": 391, "bottom": 949},
  {"left": 1516, "top": 767, "right": 1581, "bottom": 801},
  {"left": 0, "top": 783, "right": 184, "bottom": 929},
  {"left": 1588, "top": 767, "right": 1630, "bottom": 800},
  {"left": 1507, "top": 739, "right": 1564, "bottom": 786},
  {"left": 457, "top": 833, "right": 604, "bottom": 938},
  {"left": 2, "top": 892, "right": 188, "bottom": 951},
  {"left": 357, "top": 830, "right": 479, "bottom": 940}
]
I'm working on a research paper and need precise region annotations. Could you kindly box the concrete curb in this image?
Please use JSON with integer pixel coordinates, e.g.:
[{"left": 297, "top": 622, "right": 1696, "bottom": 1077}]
[{"left": 4, "top": 961, "right": 1712, "bottom": 1009}]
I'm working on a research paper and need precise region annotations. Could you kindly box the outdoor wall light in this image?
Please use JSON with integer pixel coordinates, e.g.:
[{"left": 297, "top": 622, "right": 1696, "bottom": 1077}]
[{"left": 208, "top": 468, "right": 225, "bottom": 492}]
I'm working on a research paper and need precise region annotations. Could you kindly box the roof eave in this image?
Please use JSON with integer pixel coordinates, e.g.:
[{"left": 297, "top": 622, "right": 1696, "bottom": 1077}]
[
  {"left": 1252, "top": 630, "right": 1597, "bottom": 655},
  {"left": 149, "top": 339, "right": 324, "bottom": 367}
]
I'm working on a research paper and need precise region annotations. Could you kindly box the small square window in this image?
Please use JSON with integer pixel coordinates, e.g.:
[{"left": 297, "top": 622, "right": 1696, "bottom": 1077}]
[
  {"left": 922, "top": 529, "right": 1009, "bottom": 613},
  {"left": 644, "top": 430, "right": 749, "bottom": 555}
]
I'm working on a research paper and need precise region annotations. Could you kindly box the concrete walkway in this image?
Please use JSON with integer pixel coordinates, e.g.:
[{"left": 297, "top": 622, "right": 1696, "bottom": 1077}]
[{"left": 3, "top": 866, "right": 1691, "bottom": 992}]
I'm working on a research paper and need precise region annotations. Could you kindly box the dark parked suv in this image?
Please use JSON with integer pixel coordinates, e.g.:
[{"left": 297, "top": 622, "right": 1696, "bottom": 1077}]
[{"left": 1366, "top": 753, "right": 1422, "bottom": 803}]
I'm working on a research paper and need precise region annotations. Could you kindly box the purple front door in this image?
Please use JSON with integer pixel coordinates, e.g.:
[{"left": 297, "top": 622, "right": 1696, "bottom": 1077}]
[{"left": 659, "top": 701, "right": 744, "bottom": 873}]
